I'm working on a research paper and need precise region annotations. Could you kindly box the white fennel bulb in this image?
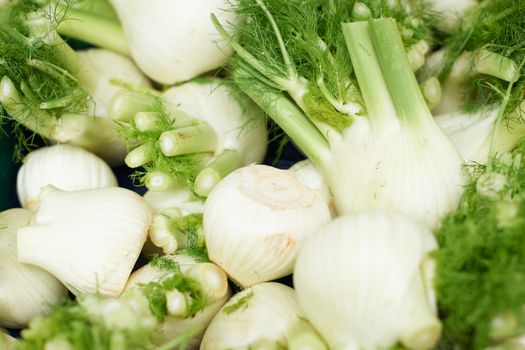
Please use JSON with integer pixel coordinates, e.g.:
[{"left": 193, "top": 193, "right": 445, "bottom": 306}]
[
  {"left": 69, "top": 48, "right": 151, "bottom": 165},
  {"left": 289, "top": 159, "right": 336, "bottom": 217},
  {"left": 17, "top": 186, "right": 152, "bottom": 297},
  {"left": 201, "top": 282, "right": 327, "bottom": 350},
  {"left": 294, "top": 210, "right": 441, "bottom": 350},
  {"left": 0, "top": 209, "right": 67, "bottom": 328},
  {"left": 204, "top": 164, "right": 331, "bottom": 287},
  {"left": 16, "top": 144, "right": 117, "bottom": 210},
  {"left": 108, "top": 0, "right": 236, "bottom": 84},
  {"left": 125, "top": 254, "right": 230, "bottom": 349}
]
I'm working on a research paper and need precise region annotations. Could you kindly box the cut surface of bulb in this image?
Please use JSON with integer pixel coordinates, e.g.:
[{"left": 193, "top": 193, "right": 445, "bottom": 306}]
[
  {"left": 294, "top": 210, "right": 441, "bottom": 350},
  {"left": 204, "top": 164, "right": 331, "bottom": 287},
  {"left": 16, "top": 144, "right": 117, "bottom": 210},
  {"left": 17, "top": 186, "right": 152, "bottom": 297},
  {"left": 0, "top": 209, "right": 67, "bottom": 328}
]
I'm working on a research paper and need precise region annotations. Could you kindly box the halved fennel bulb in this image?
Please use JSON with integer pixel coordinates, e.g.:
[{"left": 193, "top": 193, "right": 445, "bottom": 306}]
[
  {"left": 107, "top": 0, "right": 236, "bottom": 84},
  {"left": 0, "top": 209, "right": 67, "bottom": 328},
  {"left": 16, "top": 144, "right": 117, "bottom": 210},
  {"left": 17, "top": 186, "right": 152, "bottom": 297},
  {"left": 201, "top": 282, "right": 327, "bottom": 349},
  {"left": 294, "top": 210, "right": 441, "bottom": 350},
  {"left": 204, "top": 164, "right": 331, "bottom": 287}
]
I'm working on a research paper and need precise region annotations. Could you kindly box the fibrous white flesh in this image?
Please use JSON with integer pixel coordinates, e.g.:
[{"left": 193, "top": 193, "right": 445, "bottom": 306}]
[
  {"left": 294, "top": 210, "right": 441, "bottom": 350},
  {"left": 322, "top": 115, "right": 464, "bottom": 228},
  {"left": 16, "top": 144, "right": 117, "bottom": 210},
  {"left": 108, "top": 0, "right": 236, "bottom": 84},
  {"left": 0, "top": 209, "right": 67, "bottom": 328},
  {"left": 201, "top": 282, "right": 321, "bottom": 350},
  {"left": 161, "top": 79, "right": 267, "bottom": 165},
  {"left": 143, "top": 187, "right": 204, "bottom": 215},
  {"left": 125, "top": 254, "right": 230, "bottom": 349},
  {"left": 17, "top": 186, "right": 152, "bottom": 297},
  {"left": 70, "top": 48, "right": 151, "bottom": 165},
  {"left": 204, "top": 164, "right": 331, "bottom": 287}
]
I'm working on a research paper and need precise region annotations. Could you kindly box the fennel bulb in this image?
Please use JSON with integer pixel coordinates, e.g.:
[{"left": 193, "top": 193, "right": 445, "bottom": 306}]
[
  {"left": 0, "top": 209, "right": 67, "bottom": 329},
  {"left": 17, "top": 186, "right": 152, "bottom": 297},
  {"left": 111, "top": 78, "right": 267, "bottom": 196},
  {"left": 201, "top": 282, "right": 327, "bottom": 350},
  {"left": 203, "top": 164, "right": 331, "bottom": 287},
  {"left": 294, "top": 210, "right": 441, "bottom": 350},
  {"left": 0, "top": 4, "right": 150, "bottom": 165},
  {"left": 214, "top": 2, "right": 464, "bottom": 228},
  {"left": 107, "top": 0, "right": 237, "bottom": 84},
  {"left": 16, "top": 144, "right": 117, "bottom": 210},
  {"left": 125, "top": 254, "right": 230, "bottom": 349}
]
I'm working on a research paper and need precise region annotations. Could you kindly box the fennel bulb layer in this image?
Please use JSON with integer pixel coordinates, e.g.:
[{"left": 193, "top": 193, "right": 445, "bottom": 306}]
[
  {"left": 16, "top": 144, "right": 117, "bottom": 210},
  {"left": 0, "top": 209, "right": 67, "bottom": 328},
  {"left": 294, "top": 210, "right": 441, "bottom": 350},
  {"left": 108, "top": 0, "right": 237, "bottom": 84},
  {"left": 203, "top": 164, "right": 331, "bottom": 287},
  {"left": 17, "top": 186, "right": 153, "bottom": 297}
]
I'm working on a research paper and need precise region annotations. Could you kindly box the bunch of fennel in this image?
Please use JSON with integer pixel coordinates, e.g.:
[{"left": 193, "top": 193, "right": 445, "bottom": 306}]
[{"left": 212, "top": 0, "right": 464, "bottom": 228}]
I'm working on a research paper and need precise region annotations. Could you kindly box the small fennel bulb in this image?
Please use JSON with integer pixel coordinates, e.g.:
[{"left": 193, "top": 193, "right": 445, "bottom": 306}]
[
  {"left": 294, "top": 210, "right": 441, "bottom": 350},
  {"left": 0, "top": 209, "right": 67, "bottom": 329},
  {"left": 201, "top": 282, "right": 327, "bottom": 350},
  {"left": 16, "top": 144, "right": 117, "bottom": 210},
  {"left": 17, "top": 186, "right": 153, "bottom": 297},
  {"left": 203, "top": 164, "right": 331, "bottom": 287},
  {"left": 124, "top": 254, "right": 231, "bottom": 349},
  {"left": 107, "top": 0, "right": 237, "bottom": 84}
]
